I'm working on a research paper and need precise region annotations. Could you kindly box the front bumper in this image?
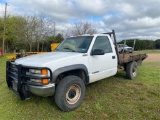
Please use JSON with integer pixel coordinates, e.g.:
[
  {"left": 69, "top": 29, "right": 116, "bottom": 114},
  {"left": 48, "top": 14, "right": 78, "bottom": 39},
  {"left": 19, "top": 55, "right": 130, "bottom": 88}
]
[
  {"left": 6, "top": 61, "right": 54, "bottom": 100},
  {"left": 27, "top": 83, "right": 55, "bottom": 97}
]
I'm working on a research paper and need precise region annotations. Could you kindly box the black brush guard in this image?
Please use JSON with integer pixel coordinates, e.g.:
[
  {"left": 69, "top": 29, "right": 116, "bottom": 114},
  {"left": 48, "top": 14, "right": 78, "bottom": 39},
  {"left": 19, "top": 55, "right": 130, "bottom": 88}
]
[{"left": 6, "top": 61, "right": 52, "bottom": 100}]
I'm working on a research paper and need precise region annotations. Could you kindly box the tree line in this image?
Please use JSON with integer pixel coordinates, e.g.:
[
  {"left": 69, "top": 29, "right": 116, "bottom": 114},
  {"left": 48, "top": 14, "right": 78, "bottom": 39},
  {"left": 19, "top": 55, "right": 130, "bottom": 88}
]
[
  {"left": 0, "top": 15, "right": 159, "bottom": 53},
  {"left": 0, "top": 15, "right": 96, "bottom": 52},
  {"left": 0, "top": 15, "right": 64, "bottom": 52},
  {"left": 118, "top": 39, "right": 160, "bottom": 50}
]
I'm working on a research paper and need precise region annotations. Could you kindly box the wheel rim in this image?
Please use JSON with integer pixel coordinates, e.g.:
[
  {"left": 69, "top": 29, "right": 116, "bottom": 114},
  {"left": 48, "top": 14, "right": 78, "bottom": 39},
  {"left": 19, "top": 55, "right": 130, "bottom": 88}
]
[
  {"left": 66, "top": 84, "right": 81, "bottom": 104},
  {"left": 132, "top": 65, "right": 137, "bottom": 77}
]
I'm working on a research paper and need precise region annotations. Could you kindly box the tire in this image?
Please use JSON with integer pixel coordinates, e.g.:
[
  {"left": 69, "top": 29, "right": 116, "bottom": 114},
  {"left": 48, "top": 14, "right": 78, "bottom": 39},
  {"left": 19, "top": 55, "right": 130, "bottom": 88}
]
[
  {"left": 126, "top": 61, "right": 138, "bottom": 80},
  {"left": 54, "top": 76, "right": 86, "bottom": 112}
]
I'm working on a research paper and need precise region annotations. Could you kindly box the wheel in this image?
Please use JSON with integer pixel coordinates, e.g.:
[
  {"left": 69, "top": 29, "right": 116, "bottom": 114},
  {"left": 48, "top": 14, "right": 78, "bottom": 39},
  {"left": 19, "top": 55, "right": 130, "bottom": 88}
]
[
  {"left": 54, "top": 76, "right": 86, "bottom": 111},
  {"left": 126, "top": 61, "right": 138, "bottom": 80}
]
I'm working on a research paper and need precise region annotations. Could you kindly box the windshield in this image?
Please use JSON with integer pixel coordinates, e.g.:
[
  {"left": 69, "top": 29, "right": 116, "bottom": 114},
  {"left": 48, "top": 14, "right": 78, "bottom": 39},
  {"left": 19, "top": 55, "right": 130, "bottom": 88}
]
[{"left": 56, "top": 36, "right": 93, "bottom": 53}]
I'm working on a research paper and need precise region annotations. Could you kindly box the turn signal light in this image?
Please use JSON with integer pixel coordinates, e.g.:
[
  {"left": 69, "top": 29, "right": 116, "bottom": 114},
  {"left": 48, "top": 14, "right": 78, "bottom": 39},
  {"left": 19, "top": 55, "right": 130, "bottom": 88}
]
[
  {"left": 42, "top": 79, "right": 49, "bottom": 85},
  {"left": 41, "top": 69, "right": 48, "bottom": 75},
  {"left": 41, "top": 69, "right": 49, "bottom": 84}
]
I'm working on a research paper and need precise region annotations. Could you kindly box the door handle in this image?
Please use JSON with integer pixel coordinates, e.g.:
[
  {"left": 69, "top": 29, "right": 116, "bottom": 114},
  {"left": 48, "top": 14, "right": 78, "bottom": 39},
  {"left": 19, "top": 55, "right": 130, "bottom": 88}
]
[{"left": 112, "top": 56, "right": 115, "bottom": 59}]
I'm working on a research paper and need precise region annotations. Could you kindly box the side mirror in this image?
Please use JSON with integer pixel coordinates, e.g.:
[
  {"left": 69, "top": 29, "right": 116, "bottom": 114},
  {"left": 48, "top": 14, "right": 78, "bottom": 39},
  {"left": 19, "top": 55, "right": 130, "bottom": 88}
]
[{"left": 91, "top": 49, "right": 105, "bottom": 55}]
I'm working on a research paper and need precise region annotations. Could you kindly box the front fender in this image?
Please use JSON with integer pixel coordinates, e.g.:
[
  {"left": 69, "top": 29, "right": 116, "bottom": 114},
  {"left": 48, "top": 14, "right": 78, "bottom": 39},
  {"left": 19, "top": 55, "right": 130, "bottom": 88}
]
[{"left": 51, "top": 64, "right": 89, "bottom": 83}]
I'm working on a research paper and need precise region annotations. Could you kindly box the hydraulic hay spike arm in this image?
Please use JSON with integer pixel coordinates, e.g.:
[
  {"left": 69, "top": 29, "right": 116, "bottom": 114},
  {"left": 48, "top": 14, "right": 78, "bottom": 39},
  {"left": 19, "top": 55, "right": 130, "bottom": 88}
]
[{"left": 102, "top": 30, "right": 120, "bottom": 64}]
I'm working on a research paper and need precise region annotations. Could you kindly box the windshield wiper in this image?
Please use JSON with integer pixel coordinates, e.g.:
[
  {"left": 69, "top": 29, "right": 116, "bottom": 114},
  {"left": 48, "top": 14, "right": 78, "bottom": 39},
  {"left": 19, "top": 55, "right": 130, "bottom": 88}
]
[{"left": 63, "top": 47, "right": 75, "bottom": 52}]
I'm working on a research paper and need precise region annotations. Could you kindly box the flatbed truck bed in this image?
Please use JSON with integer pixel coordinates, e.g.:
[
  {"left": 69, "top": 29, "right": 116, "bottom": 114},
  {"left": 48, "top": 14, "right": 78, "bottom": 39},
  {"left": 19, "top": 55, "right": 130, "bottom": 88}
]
[{"left": 119, "top": 53, "right": 147, "bottom": 65}]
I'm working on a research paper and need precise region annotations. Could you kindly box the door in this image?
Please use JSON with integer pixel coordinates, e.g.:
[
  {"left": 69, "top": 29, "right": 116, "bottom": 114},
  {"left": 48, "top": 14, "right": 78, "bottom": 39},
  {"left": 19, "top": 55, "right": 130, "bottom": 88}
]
[{"left": 88, "top": 36, "right": 117, "bottom": 83}]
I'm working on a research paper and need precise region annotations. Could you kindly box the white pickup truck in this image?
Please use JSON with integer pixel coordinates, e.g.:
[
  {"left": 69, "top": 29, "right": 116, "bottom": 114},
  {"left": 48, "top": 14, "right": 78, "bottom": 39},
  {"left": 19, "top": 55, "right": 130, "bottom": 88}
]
[
  {"left": 6, "top": 30, "right": 147, "bottom": 111},
  {"left": 118, "top": 44, "right": 133, "bottom": 53}
]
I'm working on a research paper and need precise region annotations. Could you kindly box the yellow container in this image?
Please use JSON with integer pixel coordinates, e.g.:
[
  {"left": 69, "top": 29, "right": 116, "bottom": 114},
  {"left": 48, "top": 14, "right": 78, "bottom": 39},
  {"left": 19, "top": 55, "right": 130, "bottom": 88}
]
[
  {"left": 51, "top": 43, "right": 60, "bottom": 51},
  {"left": 6, "top": 55, "right": 16, "bottom": 60}
]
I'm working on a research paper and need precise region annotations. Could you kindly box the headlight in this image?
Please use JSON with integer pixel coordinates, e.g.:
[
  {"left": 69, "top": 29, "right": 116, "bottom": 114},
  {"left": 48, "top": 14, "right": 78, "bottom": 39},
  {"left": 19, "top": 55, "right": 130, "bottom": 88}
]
[
  {"left": 29, "top": 69, "right": 41, "bottom": 74},
  {"left": 29, "top": 69, "right": 50, "bottom": 85},
  {"left": 30, "top": 79, "right": 41, "bottom": 83}
]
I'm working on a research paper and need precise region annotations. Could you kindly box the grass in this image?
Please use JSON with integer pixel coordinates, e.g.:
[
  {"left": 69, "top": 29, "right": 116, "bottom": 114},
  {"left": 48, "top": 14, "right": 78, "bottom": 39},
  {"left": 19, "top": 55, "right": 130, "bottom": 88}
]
[
  {"left": 0, "top": 51, "right": 160, "bottom": 120},
  {"left": 134, "top": 49, "right": 160, "bottom": 54}
]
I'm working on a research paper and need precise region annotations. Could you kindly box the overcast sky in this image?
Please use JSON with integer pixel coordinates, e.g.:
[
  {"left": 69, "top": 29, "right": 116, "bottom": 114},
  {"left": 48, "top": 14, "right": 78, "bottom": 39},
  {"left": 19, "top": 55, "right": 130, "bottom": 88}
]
[{"left": 0, "top": 0, "right": 160, "bottom": 40}]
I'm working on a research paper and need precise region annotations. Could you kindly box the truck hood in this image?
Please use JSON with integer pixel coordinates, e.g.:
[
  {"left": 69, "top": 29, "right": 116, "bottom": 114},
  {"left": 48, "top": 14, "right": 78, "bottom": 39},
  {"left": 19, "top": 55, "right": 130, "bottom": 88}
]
[{"left": 15, "top": 52, "right": 83, "bottom": 67}]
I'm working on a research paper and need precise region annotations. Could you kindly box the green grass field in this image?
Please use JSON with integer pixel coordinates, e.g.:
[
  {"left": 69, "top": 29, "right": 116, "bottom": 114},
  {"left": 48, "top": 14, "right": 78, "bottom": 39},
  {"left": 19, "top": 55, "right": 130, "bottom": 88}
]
[
  {"left": 0, "top": 51, "right": 160, "bottom": 120},
  {"left": 134, "top": 50, "right": 160, "bottom": 54}
]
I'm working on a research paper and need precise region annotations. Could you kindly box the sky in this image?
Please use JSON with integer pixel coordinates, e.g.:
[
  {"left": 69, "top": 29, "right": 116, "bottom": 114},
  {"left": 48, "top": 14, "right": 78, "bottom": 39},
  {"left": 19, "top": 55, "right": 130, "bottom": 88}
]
[{"left": 0, "top": 0, "right": 160, "bottom": 40}]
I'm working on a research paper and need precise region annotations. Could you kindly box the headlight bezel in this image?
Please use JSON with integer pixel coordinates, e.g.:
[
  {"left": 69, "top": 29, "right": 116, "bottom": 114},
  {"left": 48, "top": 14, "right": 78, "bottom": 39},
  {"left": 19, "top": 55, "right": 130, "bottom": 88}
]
[{"left": 27, "top": 68, "right": 52, "bottom": 85}]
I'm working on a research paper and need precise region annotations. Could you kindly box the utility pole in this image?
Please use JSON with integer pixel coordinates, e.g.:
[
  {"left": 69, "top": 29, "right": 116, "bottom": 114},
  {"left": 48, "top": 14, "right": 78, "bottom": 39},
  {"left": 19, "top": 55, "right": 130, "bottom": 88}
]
[
  {"left": 133, "top": 39, "right": 136, "bottom": 51},
  {"left": 54, "top": 21, "right": 55, "bottom": 36},
  {"left": 2, "top": 3, "right": 7, "bottom": 55}
]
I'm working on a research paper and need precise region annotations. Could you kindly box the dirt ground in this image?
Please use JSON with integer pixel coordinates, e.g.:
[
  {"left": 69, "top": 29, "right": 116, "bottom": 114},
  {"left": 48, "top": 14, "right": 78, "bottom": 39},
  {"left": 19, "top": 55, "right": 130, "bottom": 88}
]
[{"left": 144, "top": 54, "right": 160, "bottom": 62}]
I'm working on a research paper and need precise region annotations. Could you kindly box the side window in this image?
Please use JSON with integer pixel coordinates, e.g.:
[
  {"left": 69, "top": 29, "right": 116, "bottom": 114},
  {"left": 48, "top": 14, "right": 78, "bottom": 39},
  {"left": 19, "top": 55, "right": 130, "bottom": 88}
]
[{"left": 92, "top": 36, "right": 112, "bottom": 53}]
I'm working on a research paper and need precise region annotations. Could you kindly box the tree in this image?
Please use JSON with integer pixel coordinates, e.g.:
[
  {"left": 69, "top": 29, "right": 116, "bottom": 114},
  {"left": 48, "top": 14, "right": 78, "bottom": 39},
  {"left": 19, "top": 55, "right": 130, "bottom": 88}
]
[
  {"left": 71, "top": 21, "right": 96, "bottom": 35},
  {"left": 34, "top": 17, "right": 56, "bottom": 52},
  {"left": 145, "top": 40, "right": 155, "bottom": 49},
  {"left": 155, "top": 39, "right": 160, "bottom": 49},
  {"left": 0, "top": 15, "right": 58, "bottom": 52},
  {"left": 0, "top": 16, "right": 27, "bottom": 52},
  {"left": 23, "top": 16, "right": 38, "bottom": 52},
  {"left": 55, "top": 33, "right": 64, "bottom": 43},
  {"left": 43, "top": 33, "right": 64, "bottom": 52},
  {"left": 118, "top": 39, "right": 156, "bottom": 51}
]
